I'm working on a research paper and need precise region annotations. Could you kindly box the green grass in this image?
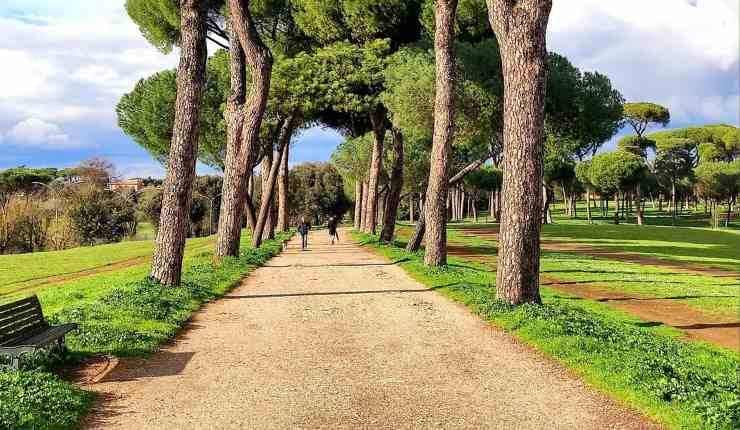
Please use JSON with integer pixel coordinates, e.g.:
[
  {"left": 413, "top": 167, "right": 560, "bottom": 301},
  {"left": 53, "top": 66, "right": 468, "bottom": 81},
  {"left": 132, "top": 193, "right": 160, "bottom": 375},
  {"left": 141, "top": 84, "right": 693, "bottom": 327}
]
[
  {"left": 440, "top": 227, "right": 739, "bottom": 319},
  {"left": 0, "top": 235, "right": 215, "bottom": 301},
  {"left": 447, "top": 218, "right": 740, "bottom": 272},
  {"left": 128, "top": 222, "right": 156, "bottom": 241},
  {"left": 353, "top": 230, "right": 739, "bottom": 430},
  {"left": 549, "top": 201, "right": 740, "bottom": 230},
  {"left": 0, "top": 231, "right": 291, "bottom": 429}
]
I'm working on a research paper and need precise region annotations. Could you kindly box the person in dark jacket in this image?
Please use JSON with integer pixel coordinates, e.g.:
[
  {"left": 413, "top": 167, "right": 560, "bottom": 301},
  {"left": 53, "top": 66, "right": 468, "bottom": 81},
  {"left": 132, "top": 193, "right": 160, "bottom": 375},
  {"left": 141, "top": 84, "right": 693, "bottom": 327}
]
[
  {"left": 298, "top": 217, "right": 311, "bottom": 250},
  {"left": 327, "top": 216, "right": 339, "bottom": 244}
]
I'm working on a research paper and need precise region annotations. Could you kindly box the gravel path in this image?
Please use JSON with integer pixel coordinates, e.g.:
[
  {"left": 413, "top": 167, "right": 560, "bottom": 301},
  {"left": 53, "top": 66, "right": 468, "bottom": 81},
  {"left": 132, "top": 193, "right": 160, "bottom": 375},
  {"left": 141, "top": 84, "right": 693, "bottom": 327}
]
[{"left": 85, "top": 229, "right": 656, "bottom": 429}]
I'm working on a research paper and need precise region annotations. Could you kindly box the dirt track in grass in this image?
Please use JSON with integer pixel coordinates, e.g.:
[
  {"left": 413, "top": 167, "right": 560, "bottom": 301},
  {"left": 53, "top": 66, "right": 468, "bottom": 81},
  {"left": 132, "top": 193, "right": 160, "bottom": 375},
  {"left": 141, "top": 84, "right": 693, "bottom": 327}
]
[
  {"left": 454, "top": 226, "right": 740, "bottom": 279},
  {"left": 82, "top": 230, "right": 655, "bottom": 429},
  {"left": 444, "top": 244, "right": 739, "bottom": 351}
]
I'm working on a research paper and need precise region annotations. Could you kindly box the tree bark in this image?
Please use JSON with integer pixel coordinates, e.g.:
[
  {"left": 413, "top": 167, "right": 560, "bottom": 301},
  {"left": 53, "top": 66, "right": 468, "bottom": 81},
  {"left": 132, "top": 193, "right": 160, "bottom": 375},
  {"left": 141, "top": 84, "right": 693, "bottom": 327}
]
[
  {"left": 585, "top": 189, "right": 592, "bottom": 224},
  {"left": 363, "top": 107, "right": 387, "bottom": 234},
  {"left": 354, "top": 180, "right": 363, "bottom": 230},
  {"left": 252, "top": 114, "right": 296, "bottom": 247},
  {"left": 361, "top": 179, "right": 370, "bottom": 231},
  {"left": 216, "top": 0, "right": 272, "bottom": 257},
  {"left": 277, "top": 142, "right": 289, "bottom": 232},
  {"left": 380, "top": 128, "right": 405, "bottom": 243},
  {"left": 150, "top": 0, "right": 207, "bottom": 286},
  {"left": 487, "top": 0, "right": 551, "bottom": 304},
  {"left": 409, "top": 193, "right": 415, "bottom": 223},
  {"left": 423, "top": 0, "right": 458, "bottom": 266},
  {"left": 635, "top": 184, "right": 644, "bottom": 226}
]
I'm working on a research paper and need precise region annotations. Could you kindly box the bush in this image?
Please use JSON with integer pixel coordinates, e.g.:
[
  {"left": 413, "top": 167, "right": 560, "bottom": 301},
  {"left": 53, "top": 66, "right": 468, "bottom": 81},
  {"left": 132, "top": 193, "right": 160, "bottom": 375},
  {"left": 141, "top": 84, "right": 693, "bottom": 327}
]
[
  {"left": 67, "top": 186, "right": 136, "bottom": 245},
  {"left": 0, "top": 195, "right": 49, "bottom": 254},
  {"left": 44, "top": 215, "right": 79, "bottom": 250}
]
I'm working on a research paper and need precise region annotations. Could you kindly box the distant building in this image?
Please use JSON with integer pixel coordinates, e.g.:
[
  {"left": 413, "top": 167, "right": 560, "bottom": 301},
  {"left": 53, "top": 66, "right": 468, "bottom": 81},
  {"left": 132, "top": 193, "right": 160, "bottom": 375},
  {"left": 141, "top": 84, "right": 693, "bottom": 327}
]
[{"left": 109, "top": 178, "right": 145, "bottom": 192}]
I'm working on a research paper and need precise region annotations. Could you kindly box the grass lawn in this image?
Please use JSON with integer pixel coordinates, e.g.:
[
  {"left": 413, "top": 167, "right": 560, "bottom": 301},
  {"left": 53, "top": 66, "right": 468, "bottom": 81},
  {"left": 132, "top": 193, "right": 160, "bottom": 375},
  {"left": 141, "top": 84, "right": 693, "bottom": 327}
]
[
  {"left": 0, "top": 231, "right": 291, "bottom": 429},
  {"left": 353, "top": 231, "right": 738, "bottom": 430},
  {"left": 445, "top": 217, "right": 740, "bottom": 272},
  {"left": 0, "top": 234, "right": 215, "bottom": 302},
  {"left": 435, "top": 226, "right": 740, "bottom": 319}
]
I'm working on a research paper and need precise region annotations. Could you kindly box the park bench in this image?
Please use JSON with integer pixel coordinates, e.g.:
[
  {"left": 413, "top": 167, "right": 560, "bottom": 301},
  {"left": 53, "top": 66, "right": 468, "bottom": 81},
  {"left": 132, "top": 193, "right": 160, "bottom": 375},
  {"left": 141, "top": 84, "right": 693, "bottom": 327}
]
[{"left": 0, "top": 295, "right": 77, "bottom": 369}]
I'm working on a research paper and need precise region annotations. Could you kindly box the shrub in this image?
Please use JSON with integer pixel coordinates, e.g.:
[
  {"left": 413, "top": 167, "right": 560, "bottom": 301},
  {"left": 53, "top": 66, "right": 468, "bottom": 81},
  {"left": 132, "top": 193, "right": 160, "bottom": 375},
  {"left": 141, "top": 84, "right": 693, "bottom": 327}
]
[
  {"left": 67, "top": 185, "right": 136, "bottom": 245},
  {"left": 0, "top": 195, "right": 49, "bottom": 254},
  {"left": 44, "top": 215, "right": 79, "bottom": 250}
]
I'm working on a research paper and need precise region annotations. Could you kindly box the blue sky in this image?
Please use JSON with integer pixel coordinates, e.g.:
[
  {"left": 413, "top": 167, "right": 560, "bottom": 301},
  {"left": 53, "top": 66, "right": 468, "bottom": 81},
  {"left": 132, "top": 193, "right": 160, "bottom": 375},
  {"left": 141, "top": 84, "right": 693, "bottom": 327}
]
[{"left": 0, "top": 0, "right": 737, "bottom": 178}]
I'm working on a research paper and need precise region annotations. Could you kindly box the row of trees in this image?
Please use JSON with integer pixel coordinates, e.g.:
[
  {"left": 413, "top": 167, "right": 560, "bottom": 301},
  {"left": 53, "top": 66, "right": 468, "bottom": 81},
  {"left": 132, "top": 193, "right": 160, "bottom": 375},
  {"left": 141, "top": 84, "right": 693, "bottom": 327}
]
[
  {"left": 121, "top": 0, "right": 625, "bottom": 305},
  {"left": 551, "top": 122, "right": 739, "bottom": 228}
]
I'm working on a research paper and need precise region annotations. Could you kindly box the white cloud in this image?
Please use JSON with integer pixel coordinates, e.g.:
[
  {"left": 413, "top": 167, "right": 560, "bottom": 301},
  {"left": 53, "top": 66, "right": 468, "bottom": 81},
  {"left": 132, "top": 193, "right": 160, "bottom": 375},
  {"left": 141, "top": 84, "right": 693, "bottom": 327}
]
[
  {"left": 0, "top": 8, "right": 178, "bottom": 136},
  {"left": 548, "top": 0, "right": 739, "bottom": 127},
  {"left": 6, "top": 118, "right": 71, "bottom": 147}
]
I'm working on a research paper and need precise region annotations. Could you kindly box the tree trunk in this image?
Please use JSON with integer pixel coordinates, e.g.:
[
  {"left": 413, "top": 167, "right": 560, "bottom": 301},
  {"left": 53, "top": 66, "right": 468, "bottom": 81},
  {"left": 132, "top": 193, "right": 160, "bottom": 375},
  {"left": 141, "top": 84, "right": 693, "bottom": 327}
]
[
  {"left": 541, "top": 184, "right": 552, "bottom": 224},
  {"left": 487, "top": 0, "right": 551, "bottom": 304},
  {"left": 585, "top": 189, "right": 592, "bottom": 224},
  {"left": 635, "top": 184, "right": 644, "bottom": 226},
  {"left": 671, "top": 181, "right": 677, "bottom": 225},
  {"left": 423, "top": 0, "right": 458, "bottom": 266},
  {"left": 409, "top": 193, "right": 415, "bottom": 223},
  {"left": 354, "top": 180, "right": 363, "bottom": 230},
  {"left": 276, "top": 142, "right": 289, "bottom": 232},
  {"left": 252, "top": 114, "right": 296, "bottom": 247},
  {"left": 244, "top": 173, "right": 256, "bottom": 230},
  {"left": 361, "top": 179, "right": 370, "bottom": 231},
  {"left": 380, "top": 129, "right": 405, "bottom": 243},
  {"left": 363, "top": 107, "right": 387, "bottom": 234},
  {"left": 150, "top": 0, "right": 207, "bottom": 286},
  {"left": 216, "top": 0, "right": 272, "bottom": 258}
]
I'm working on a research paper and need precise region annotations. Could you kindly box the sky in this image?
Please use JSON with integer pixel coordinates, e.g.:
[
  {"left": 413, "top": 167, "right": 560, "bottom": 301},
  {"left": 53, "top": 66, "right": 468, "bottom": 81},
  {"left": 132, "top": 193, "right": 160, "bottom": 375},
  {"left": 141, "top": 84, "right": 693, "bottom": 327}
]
[{"left": 0, "top": 0, "right": 737, "bottom": 178}]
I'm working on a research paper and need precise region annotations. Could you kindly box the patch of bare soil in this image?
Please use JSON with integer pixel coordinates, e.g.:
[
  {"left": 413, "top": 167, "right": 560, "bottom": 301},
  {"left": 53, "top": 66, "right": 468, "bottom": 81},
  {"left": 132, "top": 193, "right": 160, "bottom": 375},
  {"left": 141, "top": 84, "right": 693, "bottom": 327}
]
[
  {"left": 444, "top": 245, "right": 739, "bottom": 351},
  {"left": 82, "top": 230, "right": 656, "bottom": 429}
]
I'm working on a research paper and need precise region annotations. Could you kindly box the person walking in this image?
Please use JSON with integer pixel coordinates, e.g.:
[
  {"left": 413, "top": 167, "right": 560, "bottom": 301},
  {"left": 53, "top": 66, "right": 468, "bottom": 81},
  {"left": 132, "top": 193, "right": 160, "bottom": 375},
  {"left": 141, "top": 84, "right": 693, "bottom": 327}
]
[
  {"left": 298, "top": 217, "right": 311, "bottom": 250},
  {"left": 327, "top": 216, "right": 339, "bottom": 245}
]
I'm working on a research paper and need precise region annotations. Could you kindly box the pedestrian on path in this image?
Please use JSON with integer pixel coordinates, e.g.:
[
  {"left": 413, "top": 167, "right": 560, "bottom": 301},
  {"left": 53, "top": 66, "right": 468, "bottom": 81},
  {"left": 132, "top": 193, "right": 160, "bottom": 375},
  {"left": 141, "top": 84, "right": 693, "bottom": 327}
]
[
  {"left": 298, "top": 217, "right": 311, "bottom": 250},
  {"left": 327, "top": 216, "right": 339, "bottom": 244}
]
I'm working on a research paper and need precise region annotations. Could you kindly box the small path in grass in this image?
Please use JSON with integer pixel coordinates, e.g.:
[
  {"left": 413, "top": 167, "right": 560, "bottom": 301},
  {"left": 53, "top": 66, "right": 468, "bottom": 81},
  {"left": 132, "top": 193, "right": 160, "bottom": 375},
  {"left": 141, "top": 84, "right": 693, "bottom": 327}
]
[
  {"left": 445, "top": 245, "right": 740, "bottom": 351},
  {"left": 82, "top": 229, "right": 654, "bottom": 429},
  {"left": 454, "top": 226, "right": 740, "bottom": 278}
]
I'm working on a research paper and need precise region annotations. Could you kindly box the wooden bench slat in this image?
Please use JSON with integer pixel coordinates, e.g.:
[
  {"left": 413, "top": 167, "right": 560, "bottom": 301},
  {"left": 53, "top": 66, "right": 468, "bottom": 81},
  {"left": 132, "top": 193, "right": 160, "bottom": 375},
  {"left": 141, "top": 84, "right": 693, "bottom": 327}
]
[
  {"left": 0, "top": 306, "right": 41, "bottom": 327},
  {"left": 0, "top": 301, "right": 40, "bottom": 319},
  {"left": 0, "top": 296, "right": 39, "bottom": 313},
  {"left": 0, "top": 316, "right": 47, "bottom": 342},
  {"left": 1, "top": 323, "right": 48, "bottom": 346}
]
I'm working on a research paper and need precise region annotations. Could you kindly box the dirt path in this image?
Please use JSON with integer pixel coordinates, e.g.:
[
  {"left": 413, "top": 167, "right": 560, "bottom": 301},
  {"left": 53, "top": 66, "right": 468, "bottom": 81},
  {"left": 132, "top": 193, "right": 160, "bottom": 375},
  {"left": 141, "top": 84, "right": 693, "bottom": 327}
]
[
  {"left": 454, "top": 227, "right": 740, "bottom": 279},
  {"left": 83, "top": 230, "right": 655, "bottom": 429},
  {"left": 444, "top": 246, "right": 739, "bottom": 351}
]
